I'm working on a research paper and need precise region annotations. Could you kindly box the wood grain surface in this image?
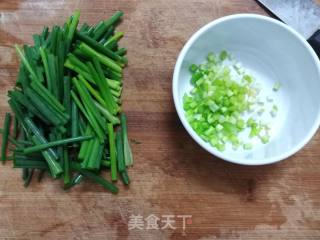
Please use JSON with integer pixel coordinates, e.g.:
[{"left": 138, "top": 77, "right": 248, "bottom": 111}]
[{"left": 0, "top": 0, "right": 319, "bottom": 239}]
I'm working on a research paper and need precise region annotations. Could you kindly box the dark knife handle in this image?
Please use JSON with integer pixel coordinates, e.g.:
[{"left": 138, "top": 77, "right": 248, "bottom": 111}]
[{"left": 308, "top": 30, "right": 320, "bottom": 58}]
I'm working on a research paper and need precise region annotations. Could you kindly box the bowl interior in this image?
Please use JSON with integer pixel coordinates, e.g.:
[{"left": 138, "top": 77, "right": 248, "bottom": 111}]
[{"left": 174, "top": 14, "right": 320, "bottom": 165}]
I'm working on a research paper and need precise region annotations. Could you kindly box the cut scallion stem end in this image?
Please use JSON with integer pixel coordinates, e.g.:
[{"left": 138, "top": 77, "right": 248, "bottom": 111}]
[{"left": 64, "top": 174, "right": 83, "bottom": 190}]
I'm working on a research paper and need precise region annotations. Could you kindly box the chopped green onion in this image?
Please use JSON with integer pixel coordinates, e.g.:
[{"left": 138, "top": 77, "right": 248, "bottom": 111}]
[
  {"left": 183, "top": 51, "right": 273, "bottom": 151},
  {"left": 260, "top": 135, "right": 270, "bottom": 144},
  {"left": 266, "top": 96, "right": 273, "bottom": 102},
  {"left": 270, "top": 104, "right": 278, "bottom": 117},
  {"left": 243, "top": 143, "right": 253, "bottom": 150},
  {"left": 273, "top": 81, "right": 281, "bottom": 91}
]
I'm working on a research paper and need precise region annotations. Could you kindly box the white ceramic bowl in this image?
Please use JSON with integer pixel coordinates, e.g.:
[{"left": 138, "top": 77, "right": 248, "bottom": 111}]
[{"left": 173, "top": 14, "right": 320, "bottom": 165}]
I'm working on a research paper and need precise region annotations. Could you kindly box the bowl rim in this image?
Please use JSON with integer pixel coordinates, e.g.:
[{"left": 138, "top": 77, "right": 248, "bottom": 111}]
[{"left": 172, "top": 13, "right": 320, "bottom": 165}]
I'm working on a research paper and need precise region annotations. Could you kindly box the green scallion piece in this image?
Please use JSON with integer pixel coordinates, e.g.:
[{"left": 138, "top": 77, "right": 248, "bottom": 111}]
[
  {"left": 1, "top": 10, "right": 132, "bottom": 193},
  {"left": 94, "top": 101, "right": 120, "bottom": 125},
  {"left": 1, "top": 113, "right": 11, "bottom": 163},
  {"left": 107, "top": 123, "right": 117, "bottom": 181},
  {"left": 71, "top": 101, "right": 79, "bottom": 141},
  {"left": 0, "top": 128, "right": 25, "bottom": 147},
  {"left": 30, "top": 80, "right": 66, "bottom": 114},
  {"left": 75, "top": 31, "right": 125, "bottom": 63},
  {"left": 64, "top": 173, "right": 83, "bottom": 190},
  {"left": 78, "top": 74, "right": 106, "bottom": 107},
  {"left": 32, "top": 136, "right": 62, "bottom": 178},
  {"left": 24, "top": 169, "right": 34, "bottom": 188},
  {"left": 39, "top": 47, "right": 52, "bottom": 92},
  {"left": 99, "top": 26, "right": 115, "bottom": 44},
  {"left": 92, "top": 11, "right": 123, "bottom": 41},
  {"left": 67, "top": 53, "right": 90, "bottom": 72},
  {"left": 66, "top": 10, "right": 80, "bottom": 50},
  {"left": 116, "top": 131, "right": 129, "bottom": 185},
  {"left": 25, "top": 88, "right": 65, "bottom": 126},
  {"left": 72, "top": 78, "right": 105, "bottom": 142},
  {"left": 15, "top": 45, "right": 39, "bottom": 82},
  {"left": 82, "top": 138, "right": 95, "bottom": 168},
  {"left": 21, "top": 135, "right": 93, "bottom": 154},
  {"left": 111, "top": 88, "right": 122, "bottom": 98},
  {"left": 14, "top": 158, "right": 48, "bottom": 169},
  {"left": 12, "top": 115, "right": 18, "bottom": 139},
  {"left": 8, "top": 90, "right": 51, "bottom": 125},
  {"left": 86, "top": 139, "right": 102, "bottom": 170},
  {"left": 104, "top": 31, "right": 124, "bottom": 49},
  {"left": 63, "top": 148, "right": 70, "bottom": 185},
  {"left": 78, "top": 125, "right": 92, "bottom": 160},
  {"left": 78, "top": 42, "right": 122, "bottom": 73},
  {"left": 101, "top": 160, "right": 111, "bottom": 168},
  {"left": 120, "top": 113, "right": 133, "bottom": 166},
  {"left": 91, "top": 59, "right": 118, "bottom": 114},
  {"left": 71, "top": 90, "right": 103, "bottom": 143},
  {"left": 115, "top": 48, "right": 127, "bottom": 56},
  {"left": 71, "top": 162, "right": 118, "bottom": 193}
]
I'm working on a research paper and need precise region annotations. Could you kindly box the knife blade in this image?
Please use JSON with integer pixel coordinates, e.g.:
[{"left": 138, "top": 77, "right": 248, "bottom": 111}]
[{"left": 257, "top": 0, "right": 320, "bottom": 57}]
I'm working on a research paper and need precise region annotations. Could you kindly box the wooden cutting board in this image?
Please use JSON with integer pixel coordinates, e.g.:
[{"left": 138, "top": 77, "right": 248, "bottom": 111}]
[{"left": 0, "top": 0, "right": 319, "bottom": 239}]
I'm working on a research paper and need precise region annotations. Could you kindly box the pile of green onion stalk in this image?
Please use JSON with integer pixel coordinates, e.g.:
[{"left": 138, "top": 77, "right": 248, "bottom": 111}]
[{"left": 0, "top": 10, "right": 133, "bottom": 193}]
